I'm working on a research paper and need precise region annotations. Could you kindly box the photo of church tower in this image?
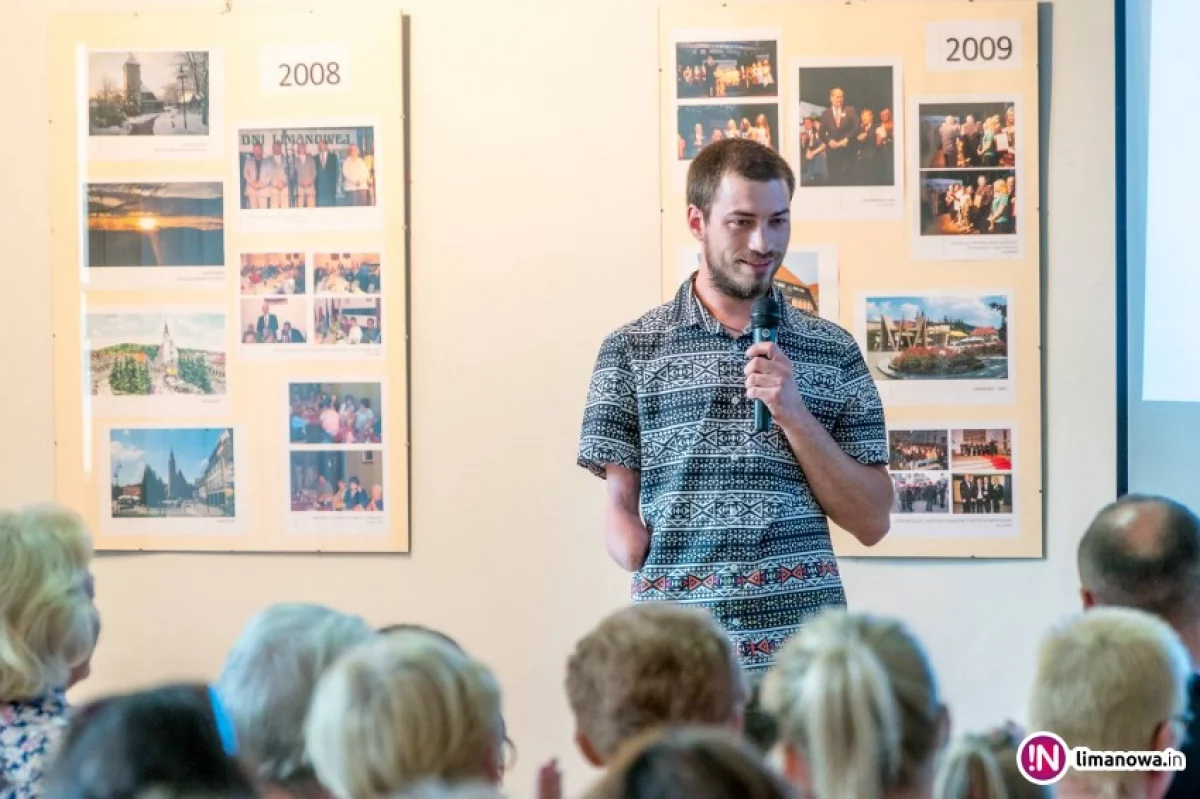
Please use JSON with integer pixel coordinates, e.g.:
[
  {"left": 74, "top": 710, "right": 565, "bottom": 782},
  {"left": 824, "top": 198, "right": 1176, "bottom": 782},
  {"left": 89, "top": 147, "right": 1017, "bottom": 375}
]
[{"left": 86, "top": 311, "right": 228, "bottom": 398}]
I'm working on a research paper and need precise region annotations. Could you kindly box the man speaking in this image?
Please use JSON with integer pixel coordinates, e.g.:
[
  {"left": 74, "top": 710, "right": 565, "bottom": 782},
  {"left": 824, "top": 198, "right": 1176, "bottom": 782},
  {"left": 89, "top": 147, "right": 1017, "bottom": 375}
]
[{"left": 577, "top": 138, "right": 893, "bottom": 671}]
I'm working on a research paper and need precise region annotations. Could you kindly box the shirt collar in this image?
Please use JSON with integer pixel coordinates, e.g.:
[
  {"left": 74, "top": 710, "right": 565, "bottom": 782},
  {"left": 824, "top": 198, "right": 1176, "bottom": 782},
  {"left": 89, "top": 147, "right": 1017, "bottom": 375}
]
[{"left": 671, "top": 273, "right": 789, "bottom": 336}]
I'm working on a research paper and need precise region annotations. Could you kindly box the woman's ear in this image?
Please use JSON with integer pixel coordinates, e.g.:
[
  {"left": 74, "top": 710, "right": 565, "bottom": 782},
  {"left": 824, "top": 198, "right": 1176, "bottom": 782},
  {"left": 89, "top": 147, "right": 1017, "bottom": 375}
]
[{"left": 782, "top": 742, "right": 811, "bottom": 788}]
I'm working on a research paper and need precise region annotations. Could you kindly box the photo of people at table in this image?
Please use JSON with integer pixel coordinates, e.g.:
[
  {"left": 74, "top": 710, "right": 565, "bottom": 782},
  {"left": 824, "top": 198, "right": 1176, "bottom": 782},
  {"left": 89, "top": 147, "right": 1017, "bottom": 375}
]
[
  {"left": 797, "top": 65, "right": 896, "bottom": 187},
  {"left": 952, "top": 473, "right": 1012, "bottom": 515},
  {"left": 240, "top": 253, "right": 307, "bottom": 295},
  {"left": 313, "top": 252, "right": 381, "bottom": 295},
  {"left": 288, "top": 382, "right": 382, "bottom": 445},
  {"left": 289, "top": 450, "right": 384, "bottom": 513}
]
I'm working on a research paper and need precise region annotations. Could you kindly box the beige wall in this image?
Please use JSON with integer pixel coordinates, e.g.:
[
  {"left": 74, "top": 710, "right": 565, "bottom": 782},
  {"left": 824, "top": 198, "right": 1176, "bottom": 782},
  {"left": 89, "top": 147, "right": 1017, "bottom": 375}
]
[{"left": 0, "top": 0, "right": 1114, "bottom": 793}]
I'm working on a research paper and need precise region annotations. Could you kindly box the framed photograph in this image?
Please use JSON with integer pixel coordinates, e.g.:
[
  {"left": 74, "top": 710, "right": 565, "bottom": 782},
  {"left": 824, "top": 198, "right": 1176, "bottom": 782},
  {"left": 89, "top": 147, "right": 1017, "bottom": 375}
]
[
  {"left": 85, "top": 307, "right": 229, "bottom": 418},
  {"left": 674, "top": 39, "right": 778, "bottom": 100},
  {"left": 84, "top": 180, "right": 225, "bottom": 290},
  {"left": 857, "top": 291, "right": 1013, "bottom": 405},
  {"left": 910, "top": 95, "right": 1022, "bottom": 260},
  {"left": 791, "top": 56, "right": 903, "bottom": 220},
  {"left": 312, "top": 251, "right": 382, "bottom": 295},
  {"left": 235, "top": 121, "right": 381, "bottom": 232},
  {"left": 85, "top": 49, "right": 224, "bottom": 161},
  {"left": 238, "top": 252, "right": 307, "bottom": 296},
  {"left": 101, "top": 426, "right": 244, "bottom": 535},
  {"left": 287, "top": 381, "right": 384, "bottom": 446},
  {"left": 676, "top": 103, "right": 779, "bottom": 161},
  {"left": 286, "top": 449, "right": 388, "bottom": 535}
]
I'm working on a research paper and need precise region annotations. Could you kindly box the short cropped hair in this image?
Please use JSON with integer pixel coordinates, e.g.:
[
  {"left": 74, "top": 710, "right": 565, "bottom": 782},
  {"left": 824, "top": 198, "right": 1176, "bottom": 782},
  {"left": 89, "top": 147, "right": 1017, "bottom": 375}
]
[
  {"left": 0, "top": 504, "right": 98, "bottom": 701},
  {"left": 933, "top": 725, "right": 1049, "bottom": 799},
  {"left": 582, "top": 727, "right": 790, "bottom": 799},
  {"left": 1029, "top": 607, "right": 1189, "bottom": 793},
  {"left": 565, "top": 603, "right": 746, "bottom": 762},
  {"left": 686, "top": 138, "right": 795, "bottom": 220},
  {"left": 1077, "top": 494, "right": 1200, "bottom": 622},
  {"left": 306, "top": 630, "right": 505, "bottom": 799},
  {"left": 216, "top": 603, "right": 373, "bottom": 787}
]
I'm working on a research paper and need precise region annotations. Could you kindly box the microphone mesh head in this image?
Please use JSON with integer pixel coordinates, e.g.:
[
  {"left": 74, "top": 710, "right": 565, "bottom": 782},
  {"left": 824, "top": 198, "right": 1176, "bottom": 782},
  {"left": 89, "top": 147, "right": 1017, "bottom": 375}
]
[{"left": 751, "top": 292, "right": 780, "bottom": 327}]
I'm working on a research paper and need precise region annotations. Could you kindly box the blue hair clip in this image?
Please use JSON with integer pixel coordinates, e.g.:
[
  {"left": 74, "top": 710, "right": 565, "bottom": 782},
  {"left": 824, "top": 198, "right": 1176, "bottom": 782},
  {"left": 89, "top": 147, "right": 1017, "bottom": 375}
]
[{"left": 208, "top": 684, "right": 239, "bottom": 756}]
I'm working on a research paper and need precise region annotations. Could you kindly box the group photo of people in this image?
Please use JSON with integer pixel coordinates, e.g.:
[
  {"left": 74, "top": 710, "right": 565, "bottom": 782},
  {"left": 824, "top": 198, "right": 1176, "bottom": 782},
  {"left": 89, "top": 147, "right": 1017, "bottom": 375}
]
[
  {"left": 288, "top": 450, "right": 384, "bottom": 512},
  {"left": 288, "top": 381, "right": 383, "bottom": 445},
  {"left": 891, "top": 472, "right": 950, "bottom": 514},
  {"left": 313, "top": 298, "right": 382, "bottom": 346},
  {"left": 237, "top": 126, "right": 376, "bottom": 210},
  {"left": 675, "top": 40, "right": 778, "bottom": 99},
  {"left": 919, "top": 102, "right": 1016, "bottom": 169},
  {"left": 888, "top": 430, "right": 949, "bottom": 471},
  {"left": 950, "top": 428, "right": 1013, "bottom": 472},
  {"left": 239, "top": 253, "right": 307, "bottom": 295},
  {"left": 920, "top": 170, "right": 1016, "bottom": 236},
  {"left": 796, "top": 66, "right": 896, "bottom": 187},
  {"left": 952, "top": 473, "right": 1012, "bottom": 514},
  {"left": 676, "top": 104, "right": 777, "bottom": 160},
  {"left": 313, "top": 252, "right": 382, "bottom": 295}
]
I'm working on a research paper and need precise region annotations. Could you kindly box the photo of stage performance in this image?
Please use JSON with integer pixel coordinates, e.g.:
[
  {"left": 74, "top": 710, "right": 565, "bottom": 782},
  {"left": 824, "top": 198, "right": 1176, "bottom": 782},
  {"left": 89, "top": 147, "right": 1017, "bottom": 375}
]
[
  {"left": 675, "top": 40, "right": 778, "bottom": 99},
  {"left": 676, "top": 104, "right": 778, "bottom": 160},
  {"left": 888, "top": 430, "right": 948, "bottom": 471},
  {"left": 890, "top": 472, "right": 950, "bottom": 515},
  {"left": 952, "top": 473, "right": 1012, "bottom": 515},
  {"left": 950, "top": 429, "right": 1013, "bottom": 472}
]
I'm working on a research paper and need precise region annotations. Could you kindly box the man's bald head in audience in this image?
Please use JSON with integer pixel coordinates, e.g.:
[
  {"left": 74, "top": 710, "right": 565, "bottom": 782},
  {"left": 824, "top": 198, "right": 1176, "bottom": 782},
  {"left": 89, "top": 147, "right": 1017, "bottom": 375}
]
[{"left": 1077, "top": 494, "right": 1200, "bottom": 625}]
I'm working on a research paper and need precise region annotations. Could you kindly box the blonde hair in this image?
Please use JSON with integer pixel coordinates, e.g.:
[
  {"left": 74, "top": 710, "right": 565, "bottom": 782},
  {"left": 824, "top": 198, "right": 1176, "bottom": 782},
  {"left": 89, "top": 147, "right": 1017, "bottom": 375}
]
[
  {"left": 583, "top": 726, "right": 790, "bottom": 799},
  {"left": 305, "top": 631, "right": 504, "bottom": 799},
  {"left": 934, "top": 727, "right": 1049, "bottom": 799},
  {"left": 0, "top": 504, "right": 98, "bottom": 701},
  {"left": 565, "top": 603, "right": 746, "bottom": 761},
  {"left": 761, "top": 609, "right": 942, "bottom": 799},
  {"left": 1029, "top": 607, "right": 1189, "bottom": 796}
]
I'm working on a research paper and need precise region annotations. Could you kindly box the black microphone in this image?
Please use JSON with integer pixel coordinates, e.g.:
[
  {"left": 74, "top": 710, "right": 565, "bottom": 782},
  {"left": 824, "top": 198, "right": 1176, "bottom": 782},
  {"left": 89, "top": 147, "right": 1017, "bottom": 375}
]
[{"left": 750, "top": 293, "right": 781, "bottom": 433}]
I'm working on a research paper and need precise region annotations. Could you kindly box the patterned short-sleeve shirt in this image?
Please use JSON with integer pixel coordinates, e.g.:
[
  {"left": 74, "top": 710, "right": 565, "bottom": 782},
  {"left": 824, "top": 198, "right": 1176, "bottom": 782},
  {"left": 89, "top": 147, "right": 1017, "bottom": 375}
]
[{"left": 578, "top": 277, "right": 888, "bottom": 671}]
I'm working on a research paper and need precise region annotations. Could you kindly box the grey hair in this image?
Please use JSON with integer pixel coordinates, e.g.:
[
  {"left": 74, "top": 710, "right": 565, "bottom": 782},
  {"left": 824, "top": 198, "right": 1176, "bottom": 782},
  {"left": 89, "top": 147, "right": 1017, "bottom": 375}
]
[{"left": 216, "top": 603, "right": 373, "bottom": 786}]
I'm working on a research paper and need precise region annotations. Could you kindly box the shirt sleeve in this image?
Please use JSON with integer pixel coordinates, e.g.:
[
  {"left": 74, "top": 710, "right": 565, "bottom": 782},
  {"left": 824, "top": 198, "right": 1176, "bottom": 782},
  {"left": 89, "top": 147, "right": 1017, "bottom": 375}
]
[
  {"left": 577, "top": 330, "right": 640, "bottom": 478},
  {"left": 831, "top": 339, "right": 889, "bottom": 466}
]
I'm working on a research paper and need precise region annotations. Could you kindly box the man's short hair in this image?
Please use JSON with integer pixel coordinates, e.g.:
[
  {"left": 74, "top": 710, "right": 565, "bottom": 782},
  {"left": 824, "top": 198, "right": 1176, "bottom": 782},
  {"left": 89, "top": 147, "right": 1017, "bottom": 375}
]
[
  {"left": 686, "top": 138, "right": 795, "bottom": 220},
  {"left": 1030, "top": 607, "right": 1189, "bottom": 793},
  {"left": 1077, "top": 494, "right": 1200, "bottom": 621},
  {"left": 215, "top": 603, "right": 373, "bottom": 788},
  {"left": 565, "top": 603, "right": 746, "bottom": 762}
]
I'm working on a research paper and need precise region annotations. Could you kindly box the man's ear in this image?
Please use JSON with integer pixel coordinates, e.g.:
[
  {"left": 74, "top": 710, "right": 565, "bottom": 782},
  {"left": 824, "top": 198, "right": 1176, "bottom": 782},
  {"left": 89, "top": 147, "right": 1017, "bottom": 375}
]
[
  {"left": 575, "top": 730, "right": 606, "bottom": 768},
  {"left": 687, "top": 206, "right": 706, "bottom": 243}
]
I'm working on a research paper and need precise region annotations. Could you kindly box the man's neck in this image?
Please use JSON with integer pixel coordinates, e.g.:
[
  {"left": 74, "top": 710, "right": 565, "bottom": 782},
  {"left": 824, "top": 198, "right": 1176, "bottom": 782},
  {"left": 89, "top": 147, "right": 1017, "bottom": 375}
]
[{"left": 693, "top": 270, "right": 754, "bottom": 332}]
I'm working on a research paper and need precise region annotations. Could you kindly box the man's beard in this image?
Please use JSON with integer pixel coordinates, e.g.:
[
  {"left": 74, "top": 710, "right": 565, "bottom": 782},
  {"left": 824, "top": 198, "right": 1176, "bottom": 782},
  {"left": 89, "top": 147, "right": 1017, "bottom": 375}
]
[{"left": 702, "top": 240, "right": 780, "bottom": 300}]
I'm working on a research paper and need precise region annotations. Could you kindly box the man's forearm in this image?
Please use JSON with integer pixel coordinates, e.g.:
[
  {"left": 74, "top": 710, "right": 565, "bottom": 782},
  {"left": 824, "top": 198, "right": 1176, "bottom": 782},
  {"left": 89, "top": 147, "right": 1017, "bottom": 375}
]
[{"left": 779, "top": 411, "right": 892, "bottom": 546}]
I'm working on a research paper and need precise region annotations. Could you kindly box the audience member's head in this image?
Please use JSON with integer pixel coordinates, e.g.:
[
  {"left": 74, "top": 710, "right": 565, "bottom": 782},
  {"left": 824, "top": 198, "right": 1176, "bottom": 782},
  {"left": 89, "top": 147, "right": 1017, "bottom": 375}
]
[
  {"left": 933, "top": 724, "right": 1049, "bottom": 799},
  {"left": 582, "top": 727, "right": 790, "bottom": 799},
  {"left": 565, "top": 603, "right": 746, "bottom": 766},
  {"left": 378, "top": 623, "right": 462, "bottom": 649},
  {"left": 43, "top": 682, "right": 257, "bottom": 799},
  {"left": 1029, "top": 607, "right": 1190, "bottom": 799},
  {"left": 762, "top": 609, "right": 947, "bottom": 799},
  {"left": 1077, "top": 495, "right": 1200, "bottom": 653},
  {"left": 306, "top": 629, "right": 506, "bottom": 799},
  {"left": 0, "top": 503, "right": 100, "bottom": 703},
  {"left": 217, "top": 603, "right": 374, "bottom": 796}
]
